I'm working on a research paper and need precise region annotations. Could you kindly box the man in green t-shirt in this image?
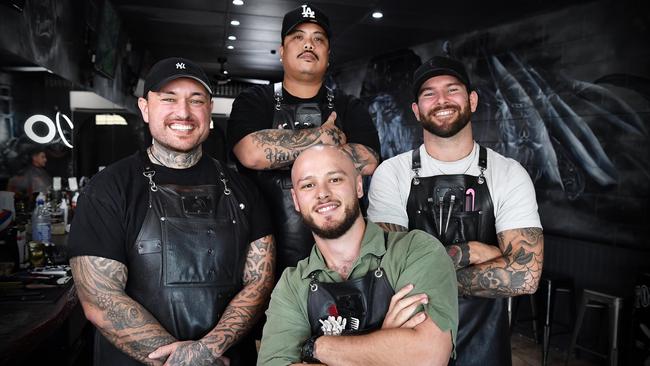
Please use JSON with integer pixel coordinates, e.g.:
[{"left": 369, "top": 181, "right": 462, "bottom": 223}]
[{"left": 258, "top": 145, "right": 458, "bottom": 366}]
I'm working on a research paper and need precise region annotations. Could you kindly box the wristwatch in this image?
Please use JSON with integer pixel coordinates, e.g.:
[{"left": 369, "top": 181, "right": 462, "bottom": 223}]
[{"left": 300, "top": 335, "right": 321, "bottom": 364}]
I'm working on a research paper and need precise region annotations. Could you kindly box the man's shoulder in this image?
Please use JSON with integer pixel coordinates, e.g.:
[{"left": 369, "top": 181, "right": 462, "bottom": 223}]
[
  {"left": 84, "top": 153, "right": 141, "bottom": 191},
  {"left": 484, "top": 145, "right": 524, "bottom": 170},
  {"left": 274, "top": 261, "right": 311, "bottom": 297},
  {"left": 236, "top": 84, "right": 272, "bottom": 100},
  {"left": 376, "top": 148, "right": 414, "bottom": 173}
]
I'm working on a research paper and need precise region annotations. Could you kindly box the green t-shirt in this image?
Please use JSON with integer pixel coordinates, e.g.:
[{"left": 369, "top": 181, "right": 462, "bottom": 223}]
[{"left": 257, "top": 221, "right": 458, "bottom": 365}]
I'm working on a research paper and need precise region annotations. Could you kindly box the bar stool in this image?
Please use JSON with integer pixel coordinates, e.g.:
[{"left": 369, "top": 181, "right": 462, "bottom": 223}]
[
  {"left": 565, "top": 289, "right": 623, "bottom": 366},
  {"left": 510, "top": 275, "right": 575, "bottom": 366}
]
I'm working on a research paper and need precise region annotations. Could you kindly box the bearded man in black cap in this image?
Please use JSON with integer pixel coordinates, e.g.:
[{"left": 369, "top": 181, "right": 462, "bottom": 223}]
[
  {"left": 68, "top": 57, "right": 275, "bottom": 366},
  {"left": 368, "top": 55, "right": 544, "bottom": 365},
  {"left": 227, "top": 3, "right": 381, "bottom": 280}
]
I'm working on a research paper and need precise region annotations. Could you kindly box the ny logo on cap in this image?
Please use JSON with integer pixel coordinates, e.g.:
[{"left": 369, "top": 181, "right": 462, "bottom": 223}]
[
  {"left": 176, "top": 62, "right": 186, "bottom": 70},
  {"left": 301, "top": 4, "right": 315, "bottom": 18}
]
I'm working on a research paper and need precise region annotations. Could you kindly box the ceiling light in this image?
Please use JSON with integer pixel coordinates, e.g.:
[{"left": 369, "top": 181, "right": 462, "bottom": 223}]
[
  {"left": 230, "top": 20, "right": 240, "bottom": 26},
  {"left": 228, "top": 35, "right": 237, "bottom": 41},
  {"left": 227, "top": 45, "right": 234, "bottom": 49},
  {"left": 223, "top": 70, "right": 229, "bottom": 75},
  {"left": 232, "top": 0, "right": 244, "bottom": 5},
  {"left": 372, "top": 11, "right": 383, "bottom": 19}
]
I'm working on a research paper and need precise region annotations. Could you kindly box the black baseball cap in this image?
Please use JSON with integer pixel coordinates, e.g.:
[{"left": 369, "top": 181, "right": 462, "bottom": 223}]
[
  {"left": 412, "top": 55, "right": 471, "bottom": 99},
  {"left": 142, "top": 57, "right": 213, "bottom": 97},
  {"left": 281, "top": 3, "right": 331, "bottom": 41}
]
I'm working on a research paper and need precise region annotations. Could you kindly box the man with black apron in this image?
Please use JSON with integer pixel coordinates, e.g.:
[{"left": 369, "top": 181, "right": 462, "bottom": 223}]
[
  {"left": 227, "top": 4, "right": 380, "bottom": 280},
  {"left": 68, "top": 57, "right": 275, "bottom": 366},
  {"left": 258, "top": 145, "right": 458, "bottom": 365},
  {"left": 368, "top": 55, "right": 544, "bottom": 365}
]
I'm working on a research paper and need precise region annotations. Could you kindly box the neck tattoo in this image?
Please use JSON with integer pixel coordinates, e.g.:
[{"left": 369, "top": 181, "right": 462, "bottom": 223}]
[{"left": 148, "top": 145, "right": 202, "bottom": 169}]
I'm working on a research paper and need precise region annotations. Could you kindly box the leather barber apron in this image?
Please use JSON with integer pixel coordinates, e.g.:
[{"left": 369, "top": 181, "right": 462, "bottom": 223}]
[
  {"left": 254, "top": 82, "right": 336, "bottom": 277},
  {"left": 406, "top": 146, "right": 511, "bottom": 366},
  {"left": 94, "top": 157, "right": 252, "bottom": 366},
  {"left": 307, "top": 233, "right": 394, "bottom": 336}
]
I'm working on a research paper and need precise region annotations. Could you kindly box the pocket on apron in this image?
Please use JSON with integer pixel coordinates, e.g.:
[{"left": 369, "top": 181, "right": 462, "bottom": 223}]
[{"left": 162, "top": 216, "right": 238, "bottom": 286}]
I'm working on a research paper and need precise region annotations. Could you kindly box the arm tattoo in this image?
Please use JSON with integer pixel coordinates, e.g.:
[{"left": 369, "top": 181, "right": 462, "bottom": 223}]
[
  {"left": 70, "top": 256, "right": 175, "bottom": 364},
  {"left": 340, "top": 143, "right": 380, "bottom": 175},
  {"left": 446, "top": 243, "right": 471, "bottom": 270},
  {"left": 456, "top": 228, "right": 543, "bottom": 297},
  {"left": 252, "top": 128, "right": 342, "bottom": 169},
  {"left": 162, "top": 341, "right": 224, "bottom": 366},
  {"left": 201, "top": 235, "right": 275, "bottom": 357},
  {"left": 376, "top": 222, "right": 407, "bottom": 232}
]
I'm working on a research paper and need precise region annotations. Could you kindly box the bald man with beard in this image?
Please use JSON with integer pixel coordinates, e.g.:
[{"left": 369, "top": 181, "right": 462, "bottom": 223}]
[{"left": 257, "top": 145, "right": 458, "bottom": 366}]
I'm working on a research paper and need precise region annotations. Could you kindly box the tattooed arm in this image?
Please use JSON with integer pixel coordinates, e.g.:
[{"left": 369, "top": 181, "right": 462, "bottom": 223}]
[
  {"left": 148, "top": 235, "right": 276, "bottom": 365},
  {"left": 376, "top": 222, "right": 502, "bottom": 270},
  {"left": 70, "top": 256, "right": 175, "bottom": 365},
  {"left": 234, "top": 112, "right": 346, "bottom": 170},
  {"left": 456, "top": 228, "right": 544, "bottom": 297},
  {"left": 340, "top": 143, "right": 380, "bottom": 175}
]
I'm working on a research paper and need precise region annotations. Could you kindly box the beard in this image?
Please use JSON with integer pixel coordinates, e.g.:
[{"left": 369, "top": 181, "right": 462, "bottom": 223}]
[
  {"left": 302, "top": 200, "right": 361, "bottom": 240},
  {"left": 419, "top": 102, "right": 472, "bottom": 138}
]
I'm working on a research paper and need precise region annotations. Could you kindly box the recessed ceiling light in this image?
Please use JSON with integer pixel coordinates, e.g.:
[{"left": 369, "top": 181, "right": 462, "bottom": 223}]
[
  {"left": 372, "top": 11, "right": 383, "bottom": 19},
  {"left": 227, "top": 45, "right": 234, "bottom": 49},
  {"left": 230, "top": 20, "right": 240, "bottom": 26},
  {"left": 233, "top": 0, "right": 244, "bottom": 5},
  {"left": 223, "top": 70, "right": 229, "bottom": 74},
  {"left": 228, "top": 35, "right": 237, "bottom": 41}
]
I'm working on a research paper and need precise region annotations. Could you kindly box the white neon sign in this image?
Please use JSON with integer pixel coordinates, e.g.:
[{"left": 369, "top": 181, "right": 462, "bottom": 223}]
[{"left": 24, "top": 112, "right": 74, "bottom": 148}]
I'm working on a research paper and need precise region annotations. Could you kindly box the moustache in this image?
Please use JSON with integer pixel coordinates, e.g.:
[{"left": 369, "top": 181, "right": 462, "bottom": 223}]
[
  {"left": 165, "top": 115, "right": 195, "bottom": 123},
  {"left": 298, "top": 51, "right": 319, "bottom": 60}
]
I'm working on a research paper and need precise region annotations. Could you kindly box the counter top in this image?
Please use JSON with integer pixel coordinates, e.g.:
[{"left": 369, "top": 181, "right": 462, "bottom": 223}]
[{"left": 0, "top": 281, "right": 79, "bottom": 364}]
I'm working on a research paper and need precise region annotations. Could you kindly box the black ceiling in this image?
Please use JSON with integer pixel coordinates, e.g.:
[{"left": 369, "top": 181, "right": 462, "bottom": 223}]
[{"left": 112, "top": 0, "right": 593, "bottom": 82}]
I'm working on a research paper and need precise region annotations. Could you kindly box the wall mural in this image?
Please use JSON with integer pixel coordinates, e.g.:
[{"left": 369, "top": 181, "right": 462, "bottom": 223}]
[{"left": 333, "top": 1, "right": 650, "bottom": 249}]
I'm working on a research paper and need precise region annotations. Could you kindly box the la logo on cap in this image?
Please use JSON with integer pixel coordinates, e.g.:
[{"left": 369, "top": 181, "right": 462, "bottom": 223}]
[
  {"left": 176, "top": 62, "right": 186, "bottom": 70},
  {"left": 301, "top": 4, "right": 315, "bottom": 18}
]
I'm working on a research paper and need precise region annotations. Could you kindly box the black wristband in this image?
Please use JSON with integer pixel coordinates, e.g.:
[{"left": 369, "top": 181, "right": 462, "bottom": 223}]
[{"left": 300, "top": 335, "right": 321, "bottom": 364}]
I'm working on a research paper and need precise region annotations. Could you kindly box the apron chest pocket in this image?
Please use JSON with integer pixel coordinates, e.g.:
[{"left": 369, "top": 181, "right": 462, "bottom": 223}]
[{"left": 162, "top": 216, "right": 238, "bottom": 286}]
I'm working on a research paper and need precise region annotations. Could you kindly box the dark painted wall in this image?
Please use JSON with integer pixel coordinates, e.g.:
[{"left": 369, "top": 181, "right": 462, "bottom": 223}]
[
  {"left": 332, "top": 0, "right": 650, "bottom": 333},
  {"left": 334, "top": 0, "right": 650, "bottom": 250}
]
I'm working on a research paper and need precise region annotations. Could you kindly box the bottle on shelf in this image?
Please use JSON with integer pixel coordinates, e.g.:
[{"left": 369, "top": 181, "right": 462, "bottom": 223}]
[{"left": 31, "top": 192, "right": 51, "bottom": 244}]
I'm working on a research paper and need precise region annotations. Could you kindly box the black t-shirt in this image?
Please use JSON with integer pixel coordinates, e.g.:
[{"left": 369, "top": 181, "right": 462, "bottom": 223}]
[
  {"left": 226, "top": 84, "right": 381, "bottom": 154},
  {"left": 67, "top": 152, "right": 272, "bottom": 264}
]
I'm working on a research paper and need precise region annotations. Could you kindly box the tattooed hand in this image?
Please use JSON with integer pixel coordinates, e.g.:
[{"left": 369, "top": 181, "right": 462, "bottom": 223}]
[
  {"left": 148, "top": 340, "right": 230, "bottom": 366},
  {"left": 319, "top": 112, "right": 346, "bottom": 146}
]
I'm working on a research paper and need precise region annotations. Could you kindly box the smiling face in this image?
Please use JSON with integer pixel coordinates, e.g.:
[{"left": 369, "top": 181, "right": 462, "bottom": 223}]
[
  {"left": 412, "top": 74, "right": 478, "bottom": 138},
  {"left": 291, "top": 145, "right": 363, "bottom": 240},
  {"left": 280, "top": 22, "right": 329, "bottom": 81},
  {"left": 137, "top": 78, "right": 212, "bottom": 152}
]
